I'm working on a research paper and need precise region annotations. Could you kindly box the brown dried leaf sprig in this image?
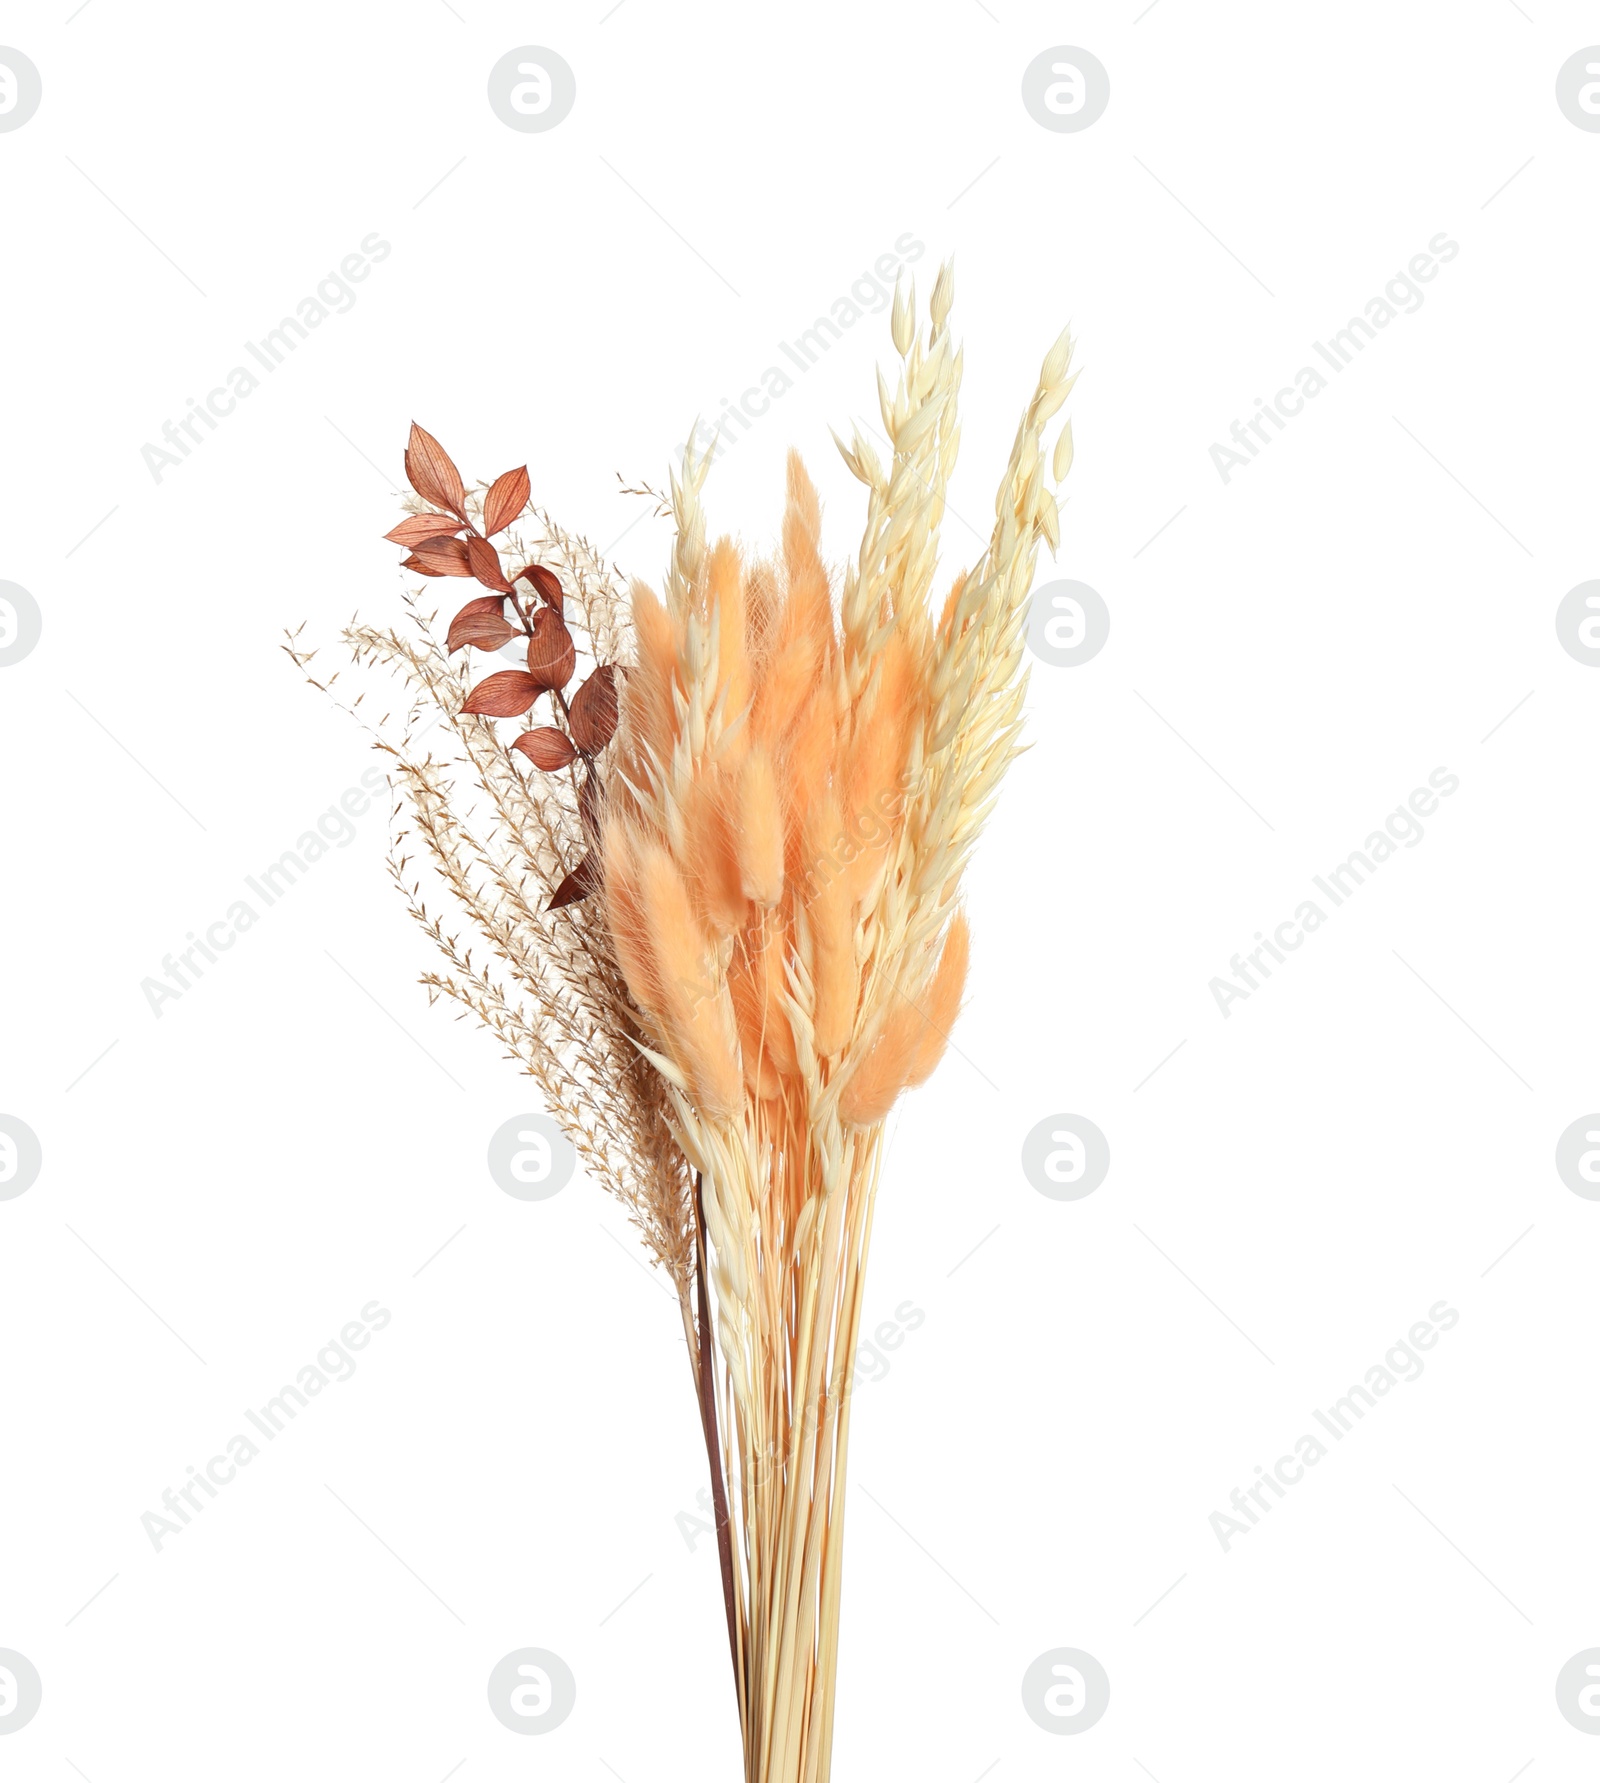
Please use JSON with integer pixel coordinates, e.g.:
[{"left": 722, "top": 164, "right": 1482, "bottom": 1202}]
[
  {"left": 288, "top": 425, "right": 698, "bottom": 1304},
  {"left": 390, "top": 423, "right": 619, "bottom": 908}
]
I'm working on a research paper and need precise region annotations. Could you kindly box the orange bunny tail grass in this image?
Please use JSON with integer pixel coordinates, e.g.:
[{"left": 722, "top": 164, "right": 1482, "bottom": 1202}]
[
  {"left": 635, "top": 839, "right": 743, "bottom": 1121},
  {"left": 739, "top": 910, "right": 799, "bottom": 1079},
  {"left": 590, "top": 261, "right": 1074, "bottom": 1783},
  {"left": 685, "top": 770, "right": 748, "bottom": 939},
  {"left": 620, "top": 578, "right": 681, "bottom": 785},
  {"left": 736, "top": 748, "right": 785, "bottom": 906},
  {"left": 782, "top": 450, "right": 827, "bottom": 632},
  {"left": 836, "top": 1002, "right": 920, "bottom": 1129},
  {"left": 839, "top": 911, "right": 968, "bottom": 1126},
  {"left": 800, "top": 793, "right": 858, "bottom": 1058},
  {"left": 706, "top": 535, "right": 750, "bottom": 725},
  {"left": 728, "top": 921, "right": 787, "bottom": 1100},
  {"left": 906, "top": 908, "right": 969, "bottom": 1085},
  {"left": 601, "top": 820, "right": 661, "bottom": 1018}
]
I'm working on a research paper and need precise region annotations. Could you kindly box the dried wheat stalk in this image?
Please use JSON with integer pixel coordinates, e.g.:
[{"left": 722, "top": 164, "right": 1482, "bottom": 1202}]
[{"left": 295, "top": 262, "right": 1073, "bottom": 1783}]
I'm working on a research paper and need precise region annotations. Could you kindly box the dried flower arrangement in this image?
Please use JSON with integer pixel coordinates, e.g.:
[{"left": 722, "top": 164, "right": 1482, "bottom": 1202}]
[{"left": 291, "top": 262, "right": 1074, "bottom": 1782}]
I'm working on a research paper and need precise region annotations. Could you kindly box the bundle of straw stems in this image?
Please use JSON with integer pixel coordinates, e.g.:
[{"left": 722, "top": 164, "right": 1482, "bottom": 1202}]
[{"left": 602, "top": 262, "right": 1076, "bottom": 1781}]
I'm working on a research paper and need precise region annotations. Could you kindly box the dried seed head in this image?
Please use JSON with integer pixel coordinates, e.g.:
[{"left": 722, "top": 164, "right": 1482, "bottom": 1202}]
[
  {"left": 685, "top": 771, "right": 748, "bottom": 938},
  {"left": 603, "top": 820, "right": 661, "bottom": 1015},
  {"left": 802, "top": 794, "right": 857, "bottom": 1058},
  {"left": 930, "top": 258, "right": 955, "bottom": 331},
  {"left": 841, "top": 912, "right": 967, "bottom": 1124},
  {"left": 1041, "top": 324, "right": 1074, "bottom": 387},
  {"left": 907, "top": 911, "right": 969, "bottom": 1085},
  {"left": 636, "top": 840, "right": 741, "bottom": 1119},
  {"left": 736, "top": 748, "right": 785, "bottom": 906},
  {"left": 890, "top": 276, "right": 915, "bottom": 356}
]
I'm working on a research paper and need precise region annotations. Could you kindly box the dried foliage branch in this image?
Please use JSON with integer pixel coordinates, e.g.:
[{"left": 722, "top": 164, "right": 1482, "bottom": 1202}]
[
  {"left": 287, "top": 432, "right": 698, "bottom": 1312},
  {"left": 292, "top": 263, "right": 1075, "bottom": 1783}
]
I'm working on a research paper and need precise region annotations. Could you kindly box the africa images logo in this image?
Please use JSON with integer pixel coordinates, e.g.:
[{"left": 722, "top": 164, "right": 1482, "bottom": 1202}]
[
  {"left": 1208, "top": 233, "right": 1459, "bottom": 485},
  {"left": 1209, "top": 768, "right": 1458, "bottom": 1017}
]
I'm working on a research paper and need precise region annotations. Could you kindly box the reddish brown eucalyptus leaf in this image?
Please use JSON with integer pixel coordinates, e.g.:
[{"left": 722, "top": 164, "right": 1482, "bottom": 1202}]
[
  {"left": 402, "top": 550, "right": 466, "bottom": 577},
  {"left": 447, "top": 612, "right": 517, "bottom": 653},
  {"left": 567, "top": 665, "right": 618, "bottom": 754},
  {"left": 548, "top": 853, "right": 601, "bottom": 910},
  {"left": 578, "top": 766, "right": 606, "bottom": 842},
  {"left": 385, "top": 512, "right": 466, "bottom": 547},
  {"left": 462, "top": 670, "right": 539, "bottom": 716},
  {"left": 465, "top": 535, "right": 512, "bottom": 592},
  {"left": 512, "top": 563, "right": 564, "bottom": 614},
  {"left": 483, "top": 466, "right": 530, "bottom": 536},
  {"left": 412, "top": 537, "right": 473, "bottom": 577},
  {"left": 525, "top": 607, "right": 576, "bottom": 691},
  {"left": 450, "top": 594, "right": 507, "bottom": 625},
  {"left": 405, "top": 423, "right": 466, "bottom": 516},
  {"left": 512, "top": 727, "right": 577, "bottom": 770}
]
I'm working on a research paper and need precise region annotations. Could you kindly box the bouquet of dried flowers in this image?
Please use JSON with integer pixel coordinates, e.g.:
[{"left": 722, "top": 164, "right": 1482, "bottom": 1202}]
[{"left": 292, "top": 262, "right": 1074, "bottom": 1782}]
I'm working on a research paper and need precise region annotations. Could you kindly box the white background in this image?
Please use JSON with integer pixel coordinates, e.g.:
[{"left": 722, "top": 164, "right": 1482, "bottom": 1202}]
[{"left": 2, "top": 3, "right": 1598, "bottom": 1778}]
